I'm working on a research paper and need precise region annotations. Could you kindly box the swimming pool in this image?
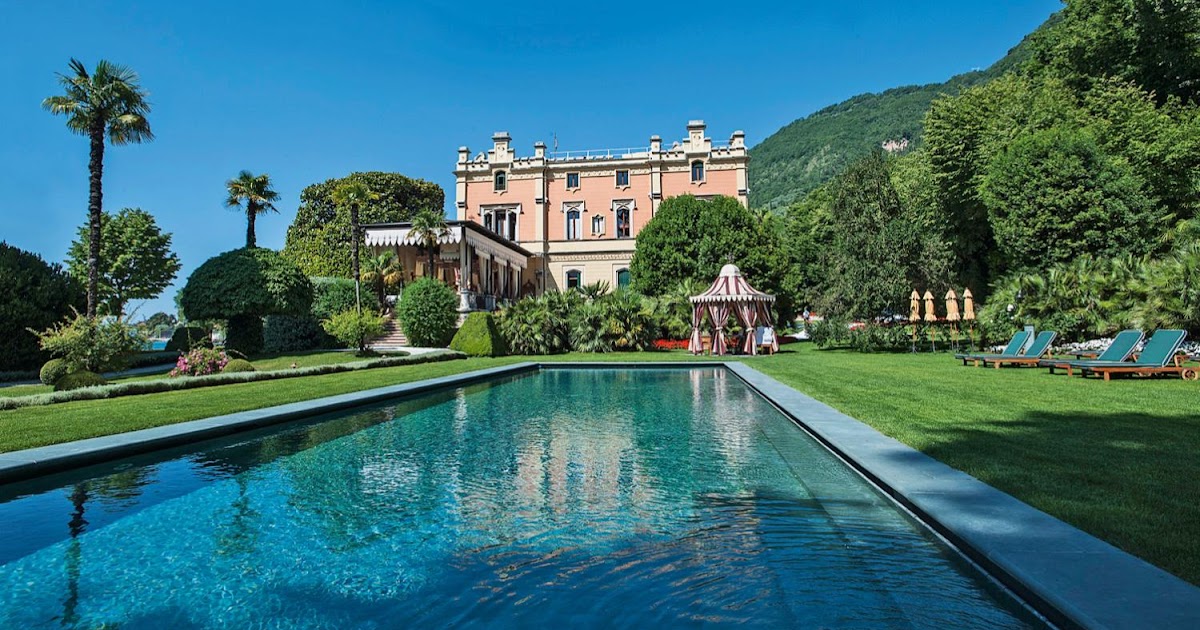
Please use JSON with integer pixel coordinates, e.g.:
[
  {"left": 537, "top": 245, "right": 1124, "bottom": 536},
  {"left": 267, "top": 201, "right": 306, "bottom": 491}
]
[{"left": 0, "top": 368, "right": 1044, "bottom": 627}]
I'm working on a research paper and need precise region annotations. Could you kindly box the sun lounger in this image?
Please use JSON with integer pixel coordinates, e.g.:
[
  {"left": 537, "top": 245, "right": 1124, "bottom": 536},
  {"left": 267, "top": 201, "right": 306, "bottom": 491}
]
[
  {"left": 1077, "top": 330, "right": 1194, "bottom": 381},
  {"left": 976, "top": 330, "right": 1057, "bottom": 368},
  {"left": 956, "top": 330, "right": 1031, "bottom": 366},
  {"left": 1040, "top": 330, "right": 1143, "bottom": 376}
]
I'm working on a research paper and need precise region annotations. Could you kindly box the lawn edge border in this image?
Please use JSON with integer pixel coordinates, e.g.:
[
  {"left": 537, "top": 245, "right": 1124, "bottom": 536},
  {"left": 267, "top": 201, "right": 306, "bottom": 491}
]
[
  {"left": 0, "top": 362, "right": 539, "bottom": 484},
  {"left": 725, "top": 361, "right": 1200, "bottom": 630}
]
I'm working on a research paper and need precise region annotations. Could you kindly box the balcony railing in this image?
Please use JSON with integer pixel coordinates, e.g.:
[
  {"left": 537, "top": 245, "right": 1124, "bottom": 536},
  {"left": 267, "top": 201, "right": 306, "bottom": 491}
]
[{"left": 547, "top": 146, "right": 650, "bottom": 161}]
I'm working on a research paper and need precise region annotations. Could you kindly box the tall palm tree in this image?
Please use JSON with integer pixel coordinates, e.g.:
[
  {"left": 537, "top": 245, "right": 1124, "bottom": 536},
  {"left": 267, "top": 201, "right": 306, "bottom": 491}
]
[
  {"left": 225, "top": 170, "right": 279, "bottom": 248},
  {"left": 332, "top": 181, "right": 380, "bottom": 313},
  {"left": 43, "top": 59, "right": 153, "bottom": 317},
  {"left": 410, "top": 209, "right": 450, "bottom": 280}
]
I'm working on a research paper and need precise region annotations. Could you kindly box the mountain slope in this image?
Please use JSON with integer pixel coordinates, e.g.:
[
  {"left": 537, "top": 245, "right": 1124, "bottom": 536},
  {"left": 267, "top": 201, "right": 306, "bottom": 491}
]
[{"left": 748, "top": 20, "right": 1046, "bottom": 210}]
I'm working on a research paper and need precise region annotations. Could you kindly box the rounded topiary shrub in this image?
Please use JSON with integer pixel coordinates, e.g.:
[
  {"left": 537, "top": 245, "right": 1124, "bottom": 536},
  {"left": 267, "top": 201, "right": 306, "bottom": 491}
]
[
  {"left": 396, "top": 278, "right": 458, "bottom": 347},
  {"left": 165, "top": 327, "right": 212, "bottom": 352},
  {"left": 55, "top": 370, "right": 108, "bottom": 391},
  {"left": 263, "top": 314, "right": 326, "bottom": 353},
  {"left": 450, "top": 312, "right": 508, "bottom": 357},
  {"left": 222, "top": 358, "right": 256, "bottom": 373},
  {"left": 39, "top": 358, "right": 69, "bottom": 386},
  {"left": 224, "top": 314, "right": 264, "bottom": 356}
]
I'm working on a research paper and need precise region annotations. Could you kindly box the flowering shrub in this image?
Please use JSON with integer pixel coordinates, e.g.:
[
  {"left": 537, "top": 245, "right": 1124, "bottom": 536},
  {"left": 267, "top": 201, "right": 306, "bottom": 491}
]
[
  {"left": 169, "top": 347, "right": 229, "bottom": 377},
  {"left": 652, "top": 339, "right": 689, "bottom": 351}
]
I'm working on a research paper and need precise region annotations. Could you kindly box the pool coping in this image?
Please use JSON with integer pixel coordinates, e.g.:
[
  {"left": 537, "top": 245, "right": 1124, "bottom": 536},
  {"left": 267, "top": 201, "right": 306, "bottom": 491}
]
[
  {"left": 0, "top": 362, "right": 540, "bottom": 484},
  {"left": 723, "top": 361, "right": 1200, "bottom": 630},
  {"left": 1, "top": 359, "right": 1197, "bottom": 628}
]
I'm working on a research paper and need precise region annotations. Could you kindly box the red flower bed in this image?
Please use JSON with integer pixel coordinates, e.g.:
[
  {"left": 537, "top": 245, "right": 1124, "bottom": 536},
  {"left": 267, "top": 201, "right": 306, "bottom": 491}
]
[{"left": 652, "top": 339, "right": 690, "bottom": 351}]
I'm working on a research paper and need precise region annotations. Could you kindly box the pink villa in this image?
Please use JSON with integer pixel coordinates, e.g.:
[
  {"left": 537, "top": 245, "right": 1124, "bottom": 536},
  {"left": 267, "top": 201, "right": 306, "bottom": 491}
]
[{"left": 363, "top": 120, "right": 748, "bottom": 312}]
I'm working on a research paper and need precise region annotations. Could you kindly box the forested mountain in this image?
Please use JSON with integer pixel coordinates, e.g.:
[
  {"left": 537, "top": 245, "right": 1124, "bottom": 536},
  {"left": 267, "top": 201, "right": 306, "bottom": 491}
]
[{"left": 748, "top": 18, "right": 1047, "bottom": 209}]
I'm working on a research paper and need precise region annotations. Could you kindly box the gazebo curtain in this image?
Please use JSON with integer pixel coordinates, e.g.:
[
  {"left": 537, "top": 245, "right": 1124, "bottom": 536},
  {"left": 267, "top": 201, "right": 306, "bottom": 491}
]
[
  {"left": 688, "top": 306, "right": 704, "bottom": 354},
  {"left": 735, "top": 302, "right": 760, "bottom": 355},
  {"left": 707, "top": 303, "right": 731, "bottom": 356}
]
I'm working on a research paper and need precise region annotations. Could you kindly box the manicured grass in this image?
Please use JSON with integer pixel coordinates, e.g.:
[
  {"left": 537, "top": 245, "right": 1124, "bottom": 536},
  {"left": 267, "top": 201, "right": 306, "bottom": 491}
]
[{"left": 0, "top": 345, "right": 1197, "bottom": 585}]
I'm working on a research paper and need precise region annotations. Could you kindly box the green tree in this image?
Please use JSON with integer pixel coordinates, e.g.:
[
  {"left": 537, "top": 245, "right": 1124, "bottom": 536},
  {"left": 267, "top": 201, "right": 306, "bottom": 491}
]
[
  {"left": 178, "top": 248, "right": 313, "bottom": 355},
  {"left": 331, "top": 180, "right": 381, "bottom": 312},
  {"left": 283, "top": 172, "right": 444, "bottom": 276},
  {"left": 43, "top": 58, "right": 153, "bottom": 317},
  {"left": 979, "top": 126, "right": 1165, "bottom": 273},
  {"left": 0, "top": 243, "right": 84, "bottom": 370},
  {"left": 361, "top": 251, "right": 403, "bottom": 309},
  {"left": 66, "top": 208, "right": 181, "bottom": 318},
  {"left": 396, "top": 277, "right": 458, "bottom": 347},
  {"left": 320, "top": 309, "right": 386, "bottom": 353},
  {"left": 409, "top": 209, "right": 450, "bottom": 277},
  {"left": 225, "top": 170, "right": 279, "bottom": 249},
  {"left": 820, "top": 151, "right": 949, "bottom": 319}
]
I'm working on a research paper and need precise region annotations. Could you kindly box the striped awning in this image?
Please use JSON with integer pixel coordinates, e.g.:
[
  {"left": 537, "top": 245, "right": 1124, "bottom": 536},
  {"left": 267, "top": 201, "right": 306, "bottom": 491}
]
[
  {"left": 690, "top": 264, "right": 775, "bottom": 304},
  {"left": 363, "top": 224, "right": 527, "bottom": 270}
]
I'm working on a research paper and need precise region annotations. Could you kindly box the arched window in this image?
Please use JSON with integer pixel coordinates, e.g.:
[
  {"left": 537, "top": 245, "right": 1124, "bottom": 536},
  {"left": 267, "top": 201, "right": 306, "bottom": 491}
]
[
  {"left": 566, "top": 209, "right": 581, "bottom": 240},
  {"left": 591, "top": 214, "right": 605, "bottom": 235},
  {"left": 507, "top": 212, "right": 517, "bottom": 240},
  {"left": 691, "top": 161, "right": 705, "bottom": 183},
  {"left": 494, "top": 170, "right": 507, "bottom": 191},
  {"left": 616, "top": 268, "right": 631, "bottom": 288},
  {"left": 484, "top": 213, "right": 493, "bottom": 232},
  {"left": 566, "top": 270, "right": 582, "bottom": 289},
  {"left": 615, "top": 206, "right": 631, "bottom": 239}
]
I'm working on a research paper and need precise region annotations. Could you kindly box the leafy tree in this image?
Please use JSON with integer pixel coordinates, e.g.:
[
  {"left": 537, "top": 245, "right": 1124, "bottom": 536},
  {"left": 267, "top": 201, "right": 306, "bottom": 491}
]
[
  {"left": 321, "top": 309, "right": 386, "bottom": 353},
  {"left": 409, "top": 209, "right": 450, "bottom": 276},
  {"left": 225, "top": 170, "right": 279, "bottom": 248},
  {"left": 33, "top": 310, "right": 145, "bottom": 373},
  {"left": 0, "top": 243, "right": 84, "bottom": 370},
  {"left": 980, "top": 126, "right": 1165, "bottom": 272},
  {"left": 66, "top": 208, "right": 181, "bottom": 318},
  {"left": 140, "top": 311, "right": 177, "bottom": 338},
  {"left": 283, "top": 172, "right": 444, "bottom": 277},
  {"left": 43, "top": 58, "right": 153, "bottom": 316},
  {"left": 819, "top": 151, "right": 949, "bottom": 319},
  {"left": 178, "top": 248, "right": 313, "bottom": 355},
  {"left": 1029, "top": 0, "right": 1200, "bottom": 105},
  {"left": 630, "top": 195, "right": 789, "bottom": 322},
  {"left": 395, "top": 277, "right": 458, "bottom": 347}
]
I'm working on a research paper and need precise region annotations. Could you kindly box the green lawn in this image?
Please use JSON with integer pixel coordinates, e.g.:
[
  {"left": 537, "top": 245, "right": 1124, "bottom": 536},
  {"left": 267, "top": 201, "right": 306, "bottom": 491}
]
[
  {"left": 0, "top": 345, "right": 1197, "bottom": 585},
  {"left": 0, "top": 351, "right": 364, "bottom": 399}
]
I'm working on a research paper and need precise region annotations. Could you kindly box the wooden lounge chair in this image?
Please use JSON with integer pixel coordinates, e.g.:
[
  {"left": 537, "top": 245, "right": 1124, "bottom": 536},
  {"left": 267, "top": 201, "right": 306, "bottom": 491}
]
[
  {"left": 976, "top": 331, "right": 1058, "bottom": 368},
  {"left": 1078, "top": 330, "right": 1195, "bottom": 381},
  {"left": 1040, "top": 330, "right": 1144, "bottom": 376},
  {"left": 756, "top": 327, "right": 776, "bottom": 355},
  {"left": 956, "top": 330, "right": 1031, "bottom": 366}
]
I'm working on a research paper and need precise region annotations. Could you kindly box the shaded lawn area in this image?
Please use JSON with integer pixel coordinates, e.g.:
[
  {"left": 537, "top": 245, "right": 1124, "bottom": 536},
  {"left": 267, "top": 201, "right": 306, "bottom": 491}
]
[
  {"left": 0, "top": 345, "right": 1197, "bottom": 585},
  {"left": 0, "top": 351, "right": 364, "bottom": 399}
]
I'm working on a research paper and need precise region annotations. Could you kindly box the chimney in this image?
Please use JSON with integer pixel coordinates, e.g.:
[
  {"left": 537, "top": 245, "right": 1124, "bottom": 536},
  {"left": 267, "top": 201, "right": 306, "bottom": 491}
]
[
  {"left": 730, "top": 130, "right": 745, "bottom": 149},
  {"left": 533, "top": 141, "right": 546, "bottom": 159},
  {"left": 650, "top": 134, "right": 662, "bottom": 153},
  {"left": 458, "top": 146, "right": 470, "bottom": 164}
]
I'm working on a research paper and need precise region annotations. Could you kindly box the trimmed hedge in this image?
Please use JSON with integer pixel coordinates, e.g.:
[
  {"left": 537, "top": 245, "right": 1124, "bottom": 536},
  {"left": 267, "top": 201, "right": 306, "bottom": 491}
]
[
  {"left": 40, "top": 359, "right": 69, "bottom": 386},
  {"left": 54, "top": 370, "right": 108, "bottom": 392},
  {"left": 449, "top": 313, "right": 507, "bottom": 357},
  {"left": 0, "top": 371, "right": 37, "bottom": 384},
  {"left": 0, "top": 350, "right": 461, "bottom": 411},
  {"left": 165, "top": 327, "right": 212, "bottom": 352},
  {"left": 397, "top": 278, "right": 458, "bottom": 347},
  {"left": 222, "top": 358, "right": 256, "bottom": 373}
]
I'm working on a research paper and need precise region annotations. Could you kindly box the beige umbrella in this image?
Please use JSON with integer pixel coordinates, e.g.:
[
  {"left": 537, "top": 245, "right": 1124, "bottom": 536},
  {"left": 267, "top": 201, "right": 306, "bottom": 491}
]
[
  {"left": 923, "top": 291, "right": 937, "bottom": 322},
  {"left": 963, "top": 288, "right": 976, "bottom": 321},
  {"left": 909, "top": 290, "right": 921, "bottom": 322},
  {"left": 944, "top": 290, "right": 960, "bottom": 322}
]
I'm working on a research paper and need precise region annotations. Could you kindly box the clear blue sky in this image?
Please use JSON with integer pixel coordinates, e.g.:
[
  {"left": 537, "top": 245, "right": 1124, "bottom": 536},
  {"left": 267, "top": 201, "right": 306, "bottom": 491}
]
[{"left": 0, "top": 0, "right": 1060, "bottom": 318}]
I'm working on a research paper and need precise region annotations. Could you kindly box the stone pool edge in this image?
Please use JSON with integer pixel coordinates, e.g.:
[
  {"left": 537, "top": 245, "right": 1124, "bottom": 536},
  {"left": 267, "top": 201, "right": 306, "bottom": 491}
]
[
  {"left": 0, "top": 362, "right": 540, "bottom": 484},
  {"left": 725, "top": 361, "right": 1200, "bottom": 630}
]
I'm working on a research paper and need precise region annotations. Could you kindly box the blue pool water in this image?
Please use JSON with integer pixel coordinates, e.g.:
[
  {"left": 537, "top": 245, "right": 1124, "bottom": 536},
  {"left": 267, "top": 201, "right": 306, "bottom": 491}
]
[{"left": 0, "top": 368, "right": 1044, "bottom": 628}]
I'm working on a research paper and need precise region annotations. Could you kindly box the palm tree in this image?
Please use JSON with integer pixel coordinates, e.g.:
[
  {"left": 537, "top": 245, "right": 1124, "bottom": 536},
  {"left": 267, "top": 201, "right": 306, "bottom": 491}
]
[
  {"left": 410, "top": 209, "right": 450, "bottom": 280},
  {"left": 225, "top": 170, "right": 279, "bottom": 248},
  {"left": 332, "top": 181, "right": 380, "bottom": 313},
  {"left": 361, "top": 250, "right": 404, "bottom": 309},
  {"left": 44, "top": 59, "right": 153, "bottom": 317}
]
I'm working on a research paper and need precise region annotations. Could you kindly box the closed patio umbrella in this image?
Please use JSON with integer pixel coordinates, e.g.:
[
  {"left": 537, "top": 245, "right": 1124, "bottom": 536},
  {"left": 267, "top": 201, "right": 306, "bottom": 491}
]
[
  {"left": 923, "top": 290, "right": 938, "bottom": 351},
  {"left": 963, "top": 288, "right": 975, "bottom": 321},
  {"left": 944, "top": 290, "right": 960, "bottom": 322},
  {"left": 909, "top": 290, "right": 921, "bottom": 322}
]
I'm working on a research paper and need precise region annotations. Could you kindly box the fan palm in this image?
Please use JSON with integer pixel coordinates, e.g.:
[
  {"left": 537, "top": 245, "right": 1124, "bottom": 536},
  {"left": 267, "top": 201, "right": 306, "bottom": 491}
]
[
  {"left": 410, "top": 209, "right": 450, "bottom": 278},
  {"left": 361, "top": 251, "right": 404, "bottom": 309},
  {"left": 225, "top": 171, "right": 279, "bottom": 248},
  {"left": 331, "top": 181, "right": 380, "bottom": 312},
  {"left": 44, "top": 58, "right": 153, "bottom": 316}
]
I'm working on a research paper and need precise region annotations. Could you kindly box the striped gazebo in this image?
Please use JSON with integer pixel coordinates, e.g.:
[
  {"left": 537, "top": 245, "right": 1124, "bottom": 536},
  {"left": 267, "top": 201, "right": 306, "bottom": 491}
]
[{"left": 689, "top": 264, "right": 778, "bottom": 356}]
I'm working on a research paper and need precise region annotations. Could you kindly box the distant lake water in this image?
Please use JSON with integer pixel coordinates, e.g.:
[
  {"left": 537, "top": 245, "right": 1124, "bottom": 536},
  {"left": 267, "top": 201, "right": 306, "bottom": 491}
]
[{"left": 145, "top": 340, "right": 168, "bottom": 351}]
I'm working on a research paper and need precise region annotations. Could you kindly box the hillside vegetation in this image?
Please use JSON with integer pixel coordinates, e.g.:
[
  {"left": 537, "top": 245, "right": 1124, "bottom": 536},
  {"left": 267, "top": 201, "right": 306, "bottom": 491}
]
[{"left": 748, "top": 19, "right": 1045, "bottom": 209}]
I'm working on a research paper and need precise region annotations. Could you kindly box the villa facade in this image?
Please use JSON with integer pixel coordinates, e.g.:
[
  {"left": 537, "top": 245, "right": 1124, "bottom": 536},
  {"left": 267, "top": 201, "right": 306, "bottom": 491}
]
[{"left": 363, "top": 121, "right": 747, "bottom": 314}]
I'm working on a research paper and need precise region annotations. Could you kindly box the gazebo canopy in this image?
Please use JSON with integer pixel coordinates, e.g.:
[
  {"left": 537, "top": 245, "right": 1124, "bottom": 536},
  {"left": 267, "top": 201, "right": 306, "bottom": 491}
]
[
  {"left": 690, "top": 264, "right": 775, "bottom": 305},
  {"left": 688, "top": 264, "right": 777, "bottom": 356}
]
